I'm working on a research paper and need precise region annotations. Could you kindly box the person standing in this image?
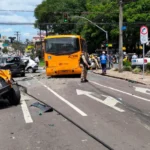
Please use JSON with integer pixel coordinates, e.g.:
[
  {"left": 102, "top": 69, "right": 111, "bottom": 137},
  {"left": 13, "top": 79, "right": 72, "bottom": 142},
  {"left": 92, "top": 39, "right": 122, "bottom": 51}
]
[
  {"left": 35, "top": 56, "right": 40, "bottom": 66},
  {"left": 100, "top": 51, "right": 107, "bottom": 75},
  {"left": 109, "top": 54, "right": 113, "bottom": 68},
  {"left": 79, "top": 51, "right": 90, "bottom": 83},
  {"left": 132, "top": 53, "right": 138, "bottom": 59}
]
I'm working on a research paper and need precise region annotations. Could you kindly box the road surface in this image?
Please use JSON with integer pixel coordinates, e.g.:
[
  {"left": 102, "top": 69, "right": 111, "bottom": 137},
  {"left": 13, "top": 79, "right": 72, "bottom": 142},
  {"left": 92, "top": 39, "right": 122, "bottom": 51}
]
[{"left": 1, "top": 69, "right": 150, "bottom": 150}]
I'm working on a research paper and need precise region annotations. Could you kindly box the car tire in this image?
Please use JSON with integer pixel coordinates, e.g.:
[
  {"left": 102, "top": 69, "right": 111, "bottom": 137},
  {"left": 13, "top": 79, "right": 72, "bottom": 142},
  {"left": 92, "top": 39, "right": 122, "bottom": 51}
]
[
  {"left": 28, "top": 67, "right": 34, "bottom": 73},
  {"left": 8, "top": 84, "right": 21, "bottom": 105}
]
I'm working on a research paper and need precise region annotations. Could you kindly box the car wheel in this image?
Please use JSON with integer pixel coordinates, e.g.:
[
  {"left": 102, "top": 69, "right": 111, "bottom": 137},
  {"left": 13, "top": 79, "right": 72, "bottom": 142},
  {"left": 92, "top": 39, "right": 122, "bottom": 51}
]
[
  {"left": 28, "top": 68, "right": 34, "bottom": 73},
  {"left": 8, "top": 84, "right": 21, "bottom": 105}
]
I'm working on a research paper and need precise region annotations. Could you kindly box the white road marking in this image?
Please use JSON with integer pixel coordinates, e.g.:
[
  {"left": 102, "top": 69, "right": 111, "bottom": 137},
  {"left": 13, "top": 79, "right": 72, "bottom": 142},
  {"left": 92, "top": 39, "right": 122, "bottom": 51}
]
[
  {"left": 38, "top": 81, "right": 87, "bottom": 117},
  {"left": 134, "top": 86, "right": 150, "bottom": 95},
  {"left": 90, "top": 81, "right": 150, "bottom": 102},
  {"left": 21, "top": 95, "right": 33, "bottom": 123},
  {"left": 76, "top": 89, "right": 125, "bottom": 112}
]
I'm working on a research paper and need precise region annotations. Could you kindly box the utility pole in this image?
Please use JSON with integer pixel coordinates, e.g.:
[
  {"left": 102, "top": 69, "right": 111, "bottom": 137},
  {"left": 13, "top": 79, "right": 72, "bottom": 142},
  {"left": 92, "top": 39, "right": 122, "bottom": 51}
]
[
  {"left": 14, "top": 31, "right": 20, "bottom": 42},
  {"left": 118, "top": 0, "right": 123, "bottom": 72}
]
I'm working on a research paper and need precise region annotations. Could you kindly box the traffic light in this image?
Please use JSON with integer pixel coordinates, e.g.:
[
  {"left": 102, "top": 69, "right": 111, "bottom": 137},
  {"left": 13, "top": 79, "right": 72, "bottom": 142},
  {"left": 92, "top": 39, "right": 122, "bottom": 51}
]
[{"left": 63, "top": 13, "right": 68, "bottom": 22}]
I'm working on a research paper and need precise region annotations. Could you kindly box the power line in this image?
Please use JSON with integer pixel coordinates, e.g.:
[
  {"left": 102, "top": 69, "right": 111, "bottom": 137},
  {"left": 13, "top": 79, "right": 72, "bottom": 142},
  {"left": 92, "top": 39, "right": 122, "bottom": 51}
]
[
  {"left": 0, "top": 22, "right": 150, "bottom": 26},
  {"left": 0, "top": 9, "right": 150, "bottom": 14},
  {"left": 0, "top": 9, "right": 34, "bottom": 12}
]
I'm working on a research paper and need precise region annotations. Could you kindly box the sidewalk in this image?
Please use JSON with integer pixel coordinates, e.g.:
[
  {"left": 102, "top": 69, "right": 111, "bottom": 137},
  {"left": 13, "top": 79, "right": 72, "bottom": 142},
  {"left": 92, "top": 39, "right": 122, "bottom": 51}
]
[{"left": 93, "top": 69, "right": 150, "bottom": 85}]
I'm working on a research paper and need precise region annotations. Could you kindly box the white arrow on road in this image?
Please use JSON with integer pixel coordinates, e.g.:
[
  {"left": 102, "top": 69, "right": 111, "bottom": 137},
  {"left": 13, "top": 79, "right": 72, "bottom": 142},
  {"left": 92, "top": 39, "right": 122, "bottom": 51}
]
[
  {"left": 76, "top": 89, "right": 125, "bottom": 112},
  {"left": 134, "top": 87, "right": 150, "bottom": 95}
]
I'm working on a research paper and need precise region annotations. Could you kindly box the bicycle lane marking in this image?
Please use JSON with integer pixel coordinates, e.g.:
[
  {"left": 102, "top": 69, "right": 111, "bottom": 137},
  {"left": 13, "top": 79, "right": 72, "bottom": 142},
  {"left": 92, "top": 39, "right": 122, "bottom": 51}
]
[
  {"left": 90, "top": 81, "right": 150, "bottom": 102},
  {"left": 37, "top": 80, "right": 88, "bottom": 117}
]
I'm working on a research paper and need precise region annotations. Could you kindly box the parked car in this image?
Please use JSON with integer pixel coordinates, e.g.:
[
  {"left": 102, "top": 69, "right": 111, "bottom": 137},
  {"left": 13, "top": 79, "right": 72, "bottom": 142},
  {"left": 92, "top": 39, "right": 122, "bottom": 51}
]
[
  {"left": 0, "top": 56, "right": 25, "bottom": 76},
  {"left": 131, "top": 57, "right": 150, "bottom": 69},
  {"left": 21, "top": 57, "right": 38, "bottom": 73}
]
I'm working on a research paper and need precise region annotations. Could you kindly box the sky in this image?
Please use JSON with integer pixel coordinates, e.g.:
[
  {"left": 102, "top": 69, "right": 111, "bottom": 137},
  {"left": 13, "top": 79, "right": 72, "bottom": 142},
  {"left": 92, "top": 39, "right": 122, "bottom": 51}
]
[{"left": 0, "top": 0, "right": 43, "bottom": 42}]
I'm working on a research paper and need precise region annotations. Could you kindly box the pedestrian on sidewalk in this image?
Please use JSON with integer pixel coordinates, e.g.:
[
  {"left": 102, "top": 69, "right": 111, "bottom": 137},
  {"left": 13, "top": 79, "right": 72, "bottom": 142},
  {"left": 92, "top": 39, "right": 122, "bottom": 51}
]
[
  {"left": 109, "top": 54, "right": 113, "bottom": 69},
  {"left": 79, "top": 51, "right": 90, "bottom": 83},
  {"left": 100, "top": 51, "right": 107, "bottom": 75}
]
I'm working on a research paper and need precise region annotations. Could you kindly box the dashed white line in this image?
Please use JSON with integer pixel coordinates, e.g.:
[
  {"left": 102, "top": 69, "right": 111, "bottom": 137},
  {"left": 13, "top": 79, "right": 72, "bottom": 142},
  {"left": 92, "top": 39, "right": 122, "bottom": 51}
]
[
  {"left": 90, "top": 81, "right": 150, "bottom": 102},
  {"left": 38, "top": 81, "right": 87, "bottom": 117},
  {"left": 21, "top": 95, "right": 33, "bottom": 123}
]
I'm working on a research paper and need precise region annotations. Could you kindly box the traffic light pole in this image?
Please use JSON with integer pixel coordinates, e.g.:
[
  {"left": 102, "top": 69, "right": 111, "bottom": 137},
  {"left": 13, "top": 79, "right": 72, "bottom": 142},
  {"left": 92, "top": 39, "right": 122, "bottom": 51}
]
[
  {"left": 73, "top": 16, "right": 109, "bottom": 53},
  {"left": 118, "top": 0, "right": 123, "bottom": 72}
]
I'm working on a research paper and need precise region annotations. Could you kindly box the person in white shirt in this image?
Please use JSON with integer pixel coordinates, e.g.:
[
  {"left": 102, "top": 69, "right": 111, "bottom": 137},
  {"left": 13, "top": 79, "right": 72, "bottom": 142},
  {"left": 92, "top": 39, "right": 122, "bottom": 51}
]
[
  {"left": 35, "top": 56, "right": 40, "bottom": 66},
  {"left": 132, "top": 53, "right": 138, "bottom": 59}
]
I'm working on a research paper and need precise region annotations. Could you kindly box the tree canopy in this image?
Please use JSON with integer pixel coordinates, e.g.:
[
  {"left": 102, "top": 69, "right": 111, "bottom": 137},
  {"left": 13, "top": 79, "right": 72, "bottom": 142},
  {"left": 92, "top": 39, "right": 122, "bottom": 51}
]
[{"left": 34, "top": 0, "right": 150, "bottom": 54}]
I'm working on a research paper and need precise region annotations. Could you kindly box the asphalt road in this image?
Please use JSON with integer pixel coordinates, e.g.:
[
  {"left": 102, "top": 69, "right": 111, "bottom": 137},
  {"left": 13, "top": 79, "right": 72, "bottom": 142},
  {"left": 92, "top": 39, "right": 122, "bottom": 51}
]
[{"left": 1, "top": 69, "right": 150, "bottom": 150}]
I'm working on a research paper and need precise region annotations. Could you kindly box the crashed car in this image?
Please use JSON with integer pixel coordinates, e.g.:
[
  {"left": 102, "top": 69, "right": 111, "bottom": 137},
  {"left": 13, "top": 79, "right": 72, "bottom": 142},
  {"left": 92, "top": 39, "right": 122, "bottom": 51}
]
[
  {"left": 0, "top": 56, "right": 25, "bottom": 77},
  {"left": 0, "top": 69, "right": 20, "bottom": 105}
]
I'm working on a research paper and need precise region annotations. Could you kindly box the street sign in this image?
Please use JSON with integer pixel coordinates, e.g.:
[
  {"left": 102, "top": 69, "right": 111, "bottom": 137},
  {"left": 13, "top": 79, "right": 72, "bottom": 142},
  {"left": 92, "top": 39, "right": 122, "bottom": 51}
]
[
  {"left": 140, "top": 26, "right": 148, "bottom": 79},
  {"left": 122, "top": 26, "right": 127, "bottom": 30},
  {"left": 140, "top": 26, "right": 148, "bottom": 44}
]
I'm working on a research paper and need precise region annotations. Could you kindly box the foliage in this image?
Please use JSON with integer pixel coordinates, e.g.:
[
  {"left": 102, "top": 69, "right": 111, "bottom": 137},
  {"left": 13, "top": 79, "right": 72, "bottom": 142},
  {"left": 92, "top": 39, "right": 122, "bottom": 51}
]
[
  {"left": 2, "top": 47, "right": 8, "bottom": 53},
  {"left": 34, "top": 0, "right": 150, "bottom": 53},
  {"left": 39, "top": 59, "right": 45, "bottom": 67},
  {"left": 123, "top": 66, "right": 132, "bottom": 71},
  {"left": 123, "top": 60, "right": 131, "bottom": 66},
  {"left": 36, "top": 50, "right": 43, "bottom": 59},
  {"left": 132, "top": 67, "right": 141, "bottom": 74},
  {"left": 12, "top": 41, "right": 25, "bottom": 52},
  {"left": 146, "top": 63, "right": 150, "bottom": 71}
]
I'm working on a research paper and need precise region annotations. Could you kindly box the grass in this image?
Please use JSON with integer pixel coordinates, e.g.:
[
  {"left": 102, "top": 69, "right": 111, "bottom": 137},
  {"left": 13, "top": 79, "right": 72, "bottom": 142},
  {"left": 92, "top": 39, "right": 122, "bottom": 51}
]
[{"left": 39, "top": 59, "right": 45, "bottom": 67}]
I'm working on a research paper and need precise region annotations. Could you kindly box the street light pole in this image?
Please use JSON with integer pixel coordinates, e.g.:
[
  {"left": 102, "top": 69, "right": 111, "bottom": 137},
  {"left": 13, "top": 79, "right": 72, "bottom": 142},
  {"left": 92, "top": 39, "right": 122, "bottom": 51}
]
[
  {"left": 73, "top": 16, "right": 109, "bottom": 53},
  {"left": 118, "top": 0, "right": 123, "bottom": 72}
]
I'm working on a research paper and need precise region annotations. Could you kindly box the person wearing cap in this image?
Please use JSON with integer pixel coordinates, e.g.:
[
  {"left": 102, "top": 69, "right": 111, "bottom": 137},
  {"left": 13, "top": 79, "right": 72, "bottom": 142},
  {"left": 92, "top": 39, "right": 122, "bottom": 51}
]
[
  {"left": 79, "top": 51, "right": 90, "bottom": 82},
  {"left": 100, "top": 51, "right": 107, "bottom": 74}
]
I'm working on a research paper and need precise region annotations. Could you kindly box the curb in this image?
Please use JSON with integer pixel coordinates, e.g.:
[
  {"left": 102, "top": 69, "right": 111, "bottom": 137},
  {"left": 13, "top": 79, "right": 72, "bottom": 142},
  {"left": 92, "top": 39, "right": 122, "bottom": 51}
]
[{"left": 93, "top": 71, "right": 146, "bottom": 85}]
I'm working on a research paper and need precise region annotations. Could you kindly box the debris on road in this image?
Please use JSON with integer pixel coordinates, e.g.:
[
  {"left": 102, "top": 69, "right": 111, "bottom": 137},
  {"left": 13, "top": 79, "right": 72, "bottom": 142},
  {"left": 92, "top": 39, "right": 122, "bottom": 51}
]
[
  {"left": 31, "top": 102, "right": 53, "bottom": 113},
  {"left": 48, "top": 124, "right": 54, "bottom": 127}
]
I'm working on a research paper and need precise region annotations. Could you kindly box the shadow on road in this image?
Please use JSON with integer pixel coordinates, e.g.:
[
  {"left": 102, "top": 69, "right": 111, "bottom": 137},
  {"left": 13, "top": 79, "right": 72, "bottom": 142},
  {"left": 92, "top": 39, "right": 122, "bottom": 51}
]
[
  {"left": 49, "top": 74, "right": 80, "bottom": 79},
  {"left": 0, "top": 99, "right": 10, "bottom": 109}
]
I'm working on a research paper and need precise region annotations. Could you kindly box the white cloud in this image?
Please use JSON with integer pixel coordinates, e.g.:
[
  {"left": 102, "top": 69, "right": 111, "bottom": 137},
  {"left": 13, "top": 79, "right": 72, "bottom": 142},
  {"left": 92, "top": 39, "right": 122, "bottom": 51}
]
[
  {"left": 0, "top": 13, "right": 35, "bottom": 23},
  {"left": 0, "top": 28, "right": 13, "bottom": 32},
  {"left": 0, "top": 0, "right": 43, "bottom": 23},
  {"left": 23, "top": 33, "right": 31, "bottom": 36},
  {"left": 0, "top": 0, "right": 43, "bottom": 10},
  {"left": 0, "top": 0, "right": 43, "bottom": 41}
]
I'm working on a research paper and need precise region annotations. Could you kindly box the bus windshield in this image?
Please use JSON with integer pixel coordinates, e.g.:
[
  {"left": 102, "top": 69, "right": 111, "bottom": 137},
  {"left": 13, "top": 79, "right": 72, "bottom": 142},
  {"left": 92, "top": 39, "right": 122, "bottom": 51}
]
[{"left": 45, "top": 37, "right": 80, "bottom": 55}]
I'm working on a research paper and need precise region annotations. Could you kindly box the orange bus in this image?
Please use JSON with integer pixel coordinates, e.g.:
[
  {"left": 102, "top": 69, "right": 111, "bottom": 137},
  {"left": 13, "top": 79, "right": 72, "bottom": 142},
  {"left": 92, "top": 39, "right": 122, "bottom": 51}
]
[{"left": 44, "top": 35, "right": 87, "bottom": 76}]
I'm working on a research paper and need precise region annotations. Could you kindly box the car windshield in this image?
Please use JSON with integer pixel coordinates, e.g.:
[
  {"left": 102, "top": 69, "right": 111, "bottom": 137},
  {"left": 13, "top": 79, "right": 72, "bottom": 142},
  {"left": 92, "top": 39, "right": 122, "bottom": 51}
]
[{"left": 45, "top": 37, "right": 80, "bottom": 55}]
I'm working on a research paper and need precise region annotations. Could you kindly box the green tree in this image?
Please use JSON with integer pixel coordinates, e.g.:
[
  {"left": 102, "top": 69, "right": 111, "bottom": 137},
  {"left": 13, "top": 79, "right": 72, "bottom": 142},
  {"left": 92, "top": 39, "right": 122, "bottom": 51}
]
[
  {"left": 34, "top": 0, "right": 150, "bottom": 54},
  {"left": 2, "top": 47, "right": 8, "bottom": 53}
]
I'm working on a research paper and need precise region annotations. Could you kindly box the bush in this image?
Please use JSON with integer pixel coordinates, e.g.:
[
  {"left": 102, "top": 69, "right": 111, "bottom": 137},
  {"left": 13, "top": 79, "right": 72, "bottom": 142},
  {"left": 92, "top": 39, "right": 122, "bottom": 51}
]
[
  {"left": 123, "top": 66, "right": 132, "bottom": 71},
  {"left": 146, "top": 63, "right": 150, "bottom": 71},
  {"left": 123, "top": 60, "right": 131, "bottom": 67},
  {"left": 132, "top": 67, "right": 141, "bottom": 74}
]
